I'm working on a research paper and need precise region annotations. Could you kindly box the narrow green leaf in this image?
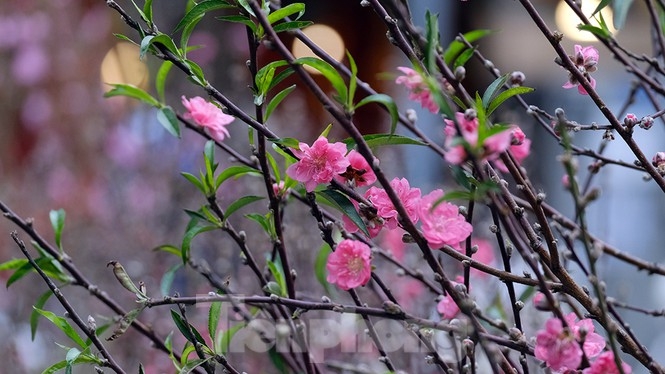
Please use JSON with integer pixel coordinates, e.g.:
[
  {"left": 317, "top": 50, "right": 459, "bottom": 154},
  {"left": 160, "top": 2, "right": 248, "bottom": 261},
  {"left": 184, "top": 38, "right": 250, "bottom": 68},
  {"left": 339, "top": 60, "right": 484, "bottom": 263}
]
[
  {"left": 267, "top": 3, "right": 305, "bottom": 24},
  {"left": 225, "top": 196, "right": 264, "bottom": 221},
  {"left": 266, "top": 260, "right": 287, "bottom": 297},
  {"left": 170, "top": 309, "right": 206, "bottom": 345},
  {"left": 577, "top": 24, "right": 610, "bottom": 39},
  {"left": 424, "top": 10, "right": 439, "bottom": 73},
  {"left": 343, "top": 134, "right": 426, "bottom": 149},
  {"left": 487, "top": 86, "right": 534, "bottom": 116},
  {"left": 314, "top": 243, "right": 332, "bottom": 294},
  {"left": 294, "top": 57, "right": 347, "bottom": 104},
  {"left": 113, "top": 33, "right": 137, "bottom": 44},
  {"left": 208, "top": 301, "right": 222, "bottom": 347},
  {"left": 216, "top": 14, "right": 257, "bottom": 33},
  {"left": 354, "top": 94, "right": 399, "bottom": 135},
  {"left": 107, "top": 305, "right": 146, "bottom": 341},
  {"left": 65, "top": 347, "right": 82, "bottom": 364},
  {"left": 153, "top": 244, "right": 182, "bottom": 257},
  {"left": 316, "top": 189, "right": 369, "bottom": 236},
  {"left": 216, "top": 323, "right": 243, "bottom": 354},
  {"left": 174, "top": 0, "right": 234, "bottom": 32},
  {"left": 268, "top": 346, "right": 289, "bottom": 374},
  {"left": 181, "top": 225, "right": 218, "bottom": 263},
  {"left": 592, "top": 0, "right": 613, "bottom": 16},
  {"left": 184, "top": 59, "right": 207, "bottom": 86},
  {"left": 443, "top": 29, "right": 492, "bottom": 65},
  {"left": 108, "top": 261, "right": 144, "bottom": 297},
  {"left": 482, "top": 74, "right": 509, "bottom": 109},
  {"left": 270, "top": 137, "right": 301, "bottom": 150},
  {"left": 6, "top": 261, "right": 35, "bottom": 288},
  {"left": 245, "top": 213, "right": 275, "bottom": 239},
  {"left": 181, "top": 13, "right": 204, "bottom": 56},
  {"left": 215, "top": 165, "right": 262, "bottom": 189},
  {"left": 160, "top": 263, "right": 183, "bottom": 296},
  {"left": 453, "top": 47, "right": 476, "bottom": 69},
  {"left": 139, "top": 35, "right": 155, "bottom": 60},
  {"left": 157, "top": 106, "right": 181, "bottom": 138},
  {"left": 265, "top": 152, "right": 281, "bottom": 184},
  {"left": 155, "top": 61, "right": 173, "bottom": 103},
  {"left": 273, "top": 20, "right": 313, "bottom": 33},
  {"left": 0, "top": 258, "right": 28, "bottom": 271},
  {"left": 347, "top": 51, "right": 358, "bottom": 109},
  {"left": 181, "top": 172, "right": 206, "bottom": 194},
  {"left": 104, "top": 84, "right": 159, "bottom": 107},
  {"left": 34, "top": 307, "right": 87, "bottom": 348},
  {"left": 264, "top": 84, "right": 296, "bottom": 121},
  {"left": 49, "top": 209, "right": 66, "bottom": 251},
  {"left": 263, "top": 281, "right": 283, "bottom": 295},
  {"left": 31, "top": 290, "right": 54, "bottom": 340},
  {"left": 143, "top": 0, "right": 153, "bottom": 25},
  {"left": 179, "top": 358, "right": 212, "bottom": 374}
]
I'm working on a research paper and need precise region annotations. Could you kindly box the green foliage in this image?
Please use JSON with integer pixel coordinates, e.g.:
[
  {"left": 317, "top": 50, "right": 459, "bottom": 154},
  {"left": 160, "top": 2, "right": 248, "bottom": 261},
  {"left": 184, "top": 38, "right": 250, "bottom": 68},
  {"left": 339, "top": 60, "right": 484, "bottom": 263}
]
[
  {"left": 224, "top": 195, "right": 264, "bottom": 221},
  {"left": 424, "top": 11, "right": 439, "bottom": 73},
  {"left": 140, "top": 34, "right": 182, "bottom": 60},
  {"left": 107, "top": 305, "right": 147, "bottom": 341},
  {"left": 354, "top": 94, "right": 399, "bottom": 135},
  {"left": 613, "top": 0, "right": 634, "bottom": 29},
  {"left": 316, "top": 188, "right": 369, "bottom": 236},
  {"left": 31, "top": 290, "right": 54, "bottom": 340},
  {"left": 157, "top": 106, "right": 181, "bottom": 138},
  {"left": 343, "top": 133, "right": 426, "bottom": 150},
  {"left": 155, "top": 61, "right": 173, "bottom": 103},
  {"left": 174, "top": 0, "right": 234, "bottom": 34},
  {"left": 170, "top": 309, "right": 207, "bottom": 346},
  {"left": 266, "top": 259, "right": 287, "bottom": 296},
  {"left": 34, "top": 307, "right": 88, "bottom": 349},
  {"left": 104, "top": 84, "right": 159, "bottom": 107},
  {"left": 160, "top": 263, "right": 183, "bottom": 296},
  {"left": 181, "top": 224, "right": 218, "bottom": 263},
  {"left": 314, "top": 243, "right": 333, "bottom": 294},
  {"left": 49, "top": 209, "right": 65, "bottom": 252},
  {"left": 294, "top": 57, "right": 348, "bottom": 104},
  {"left": 208, "top": 300, "right": 222, "bottom": 346},
  {"left": 245, "top": 212, "right": 277, "bottom": 240},
  {"left": 443, "top": 29, "right": 492, "bottom": 66}
]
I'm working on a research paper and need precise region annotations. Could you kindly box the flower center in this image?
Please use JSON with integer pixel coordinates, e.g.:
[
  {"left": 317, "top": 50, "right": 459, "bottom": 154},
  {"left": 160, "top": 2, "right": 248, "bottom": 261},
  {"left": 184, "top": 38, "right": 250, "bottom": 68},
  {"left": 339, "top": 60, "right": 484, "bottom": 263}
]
[{"left": 346, "top": 257, "right": 364, "bottom": 274}]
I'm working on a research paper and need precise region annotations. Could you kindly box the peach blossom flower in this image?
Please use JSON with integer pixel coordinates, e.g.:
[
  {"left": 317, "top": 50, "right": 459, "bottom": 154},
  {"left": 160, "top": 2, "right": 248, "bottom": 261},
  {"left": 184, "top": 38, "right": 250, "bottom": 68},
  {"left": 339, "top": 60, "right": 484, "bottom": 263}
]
[
  {"left": 418, "top": 189, "right": 473, "bottom": 250},
  {"left": 181, "top": 96, "right": 234, "bottom": 142},
  {"left": 336, "top": 150, "right": 377, "bottom": 187},
  {"left": 444, "top": 111, "right": 512, "bottom": 165},
  {"left": 562, "top": 45, "right": 599, "bottom": 95},
  {"left": 365, "top": 177, "right": 421, "bottom": 230},
  {"left": 583, "top": 351, "right": 632, "bottom": 374},
  {"left": 494, "top": 126, "right": 531, "bottom": 173},
  {"left": 326, "top": 239, "right": 372, "bottom": 290},
  {"left": 286, "top": 137, "right": 350, "bottom": 192},
  {"left": 395, "top": 66, "right": 439, "bottom": 113}
]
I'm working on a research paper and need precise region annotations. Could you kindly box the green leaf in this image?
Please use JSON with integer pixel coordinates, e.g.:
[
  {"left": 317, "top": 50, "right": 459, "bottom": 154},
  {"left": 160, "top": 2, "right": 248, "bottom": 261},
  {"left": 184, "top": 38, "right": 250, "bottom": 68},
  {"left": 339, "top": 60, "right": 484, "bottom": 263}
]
[
  {"left": 591, "top": 0, "right": 613, "bottom": 17},
  {"left": 354, "top": 94, "right": 399, "bottom": 135},
  {"left": 443, "top": 29, "right": 492, "bottom": 65},
  {"left": 454, "top": 46, "right": 476, "bottom": 69},
  {"left": 181, "top": 13, "right": 205, "bottom": 56},
  {"left": 314, "top": 243, "right": 332, "bottom": 294},
  {"left": 486, "top": 86, "right": 534, "bottom": 116},
  {"left": 104, "top": 84, "right": 160, "bottom": 107},
  {"left": 6, "top": 261, "right": 35, "bottom": 288},
  {"left": 181, "top": 172, "right": 206, "bottom": 194},
  {"left": 113, "top": 33, "right": 137, "bottom": 44},
  {"left": 174, "top": 0, "right": 234, "bottom": 33},
  {"left": 154, "top": 244, "right": 181, "bottom": 256},
  {"left": 107, "top": 305, "right": 146, "bottom": 341},
  {"left": 34, "top": 307, "right": 87, "bottom": 348},
  {"left": 0, "top": 258, "right": 28, "bottom": 271},
  {"left": 264, "top": 84, "right": 296, "bottom": 121},
  {"left": 294, "top": 57, "right": 347, "bottom": 104},
  {"left": 424, "top": 10, "right": 439, "bottom": 73},
  {"left": 216, "top": 323, "right": 243, "bottom": 354},
  {"left": 245, "top": 212, "right": 276, "bottom": 239},
  {"left": 216, "top": 14, "right": 257, "bottom": 33},
  {"left": 179, "top": 358, "right": 212, "bottom": 374},
  {"left": 184, "top": 59, "right": 207, "bottom": 86},
  {"left": 266, "top": 260, "right": 287, "bottom": 297},
  {"left": 171, "top": 309, "right": 206, "bottom": 345},
  {"left": 31, "top": 290, "right": 54, "bottom": 340},
  {"left": 208, "top": 301, "right": 222, "bottom": 347},
  {"left": 225, "top": 195, "right": 264, "bottom": 221},
  {"left": 157, "top": 106, "right": 181, "bottom": 138},
  {"left": 42, "top": 353, "right": 101, "bottom": 374},
  {"left": 140, "top": 34, "right": 181, "bottom": 59},
  {"left": 270, "top": 137, "right": 301, "bottom": 150},
  {"left": 155, "top": 61, "right": 173, "bottom": 103},
  {"left": 577, "top": 24, "right": 610, "bottom": 39},
  {"left": 49, "top": 209, "right": 66, "bottom": 251},
  {"left": 181, "top": 225, "right": 218, "bottom": 263},
  {"left": 273, "top": 20, "right": 313, "bottom": 33},
  {"left": 215, "top": 165, "right": 262, "bottom": 189},
  {"left": 267, "top": 3, "right": 305, "bottom": 24},
  {"left": 343, "top": 134, "right": 426, "bottom": 149},
  {"left": 160, "top": 263, "right": 183, "bottom": 296},
  {"left": 65, "top": 347, "right": 82, "bottom": 365},
  {"left": 482, "top": 74, "right": 509, "bottom": 110},
  {"left": 316, "top": 189, "right": 369, "bottom": 236},
  {"left": 450, "top": 166, "right": 473, "bottom": 191},
  {"left": 347, "top": 51, "right": 358, "bottom": 109},
  {"left": 143, "top": 0, "right": 153, "bottom": 25},
  {"left": 518, "top": 286, "right": 537, "bottom": 303},
  {"left": 268, "top": 346, "right": 289, "bottom": 374},
  {"left": 266, "top": 152, "right": 281, "bottom": 184}
]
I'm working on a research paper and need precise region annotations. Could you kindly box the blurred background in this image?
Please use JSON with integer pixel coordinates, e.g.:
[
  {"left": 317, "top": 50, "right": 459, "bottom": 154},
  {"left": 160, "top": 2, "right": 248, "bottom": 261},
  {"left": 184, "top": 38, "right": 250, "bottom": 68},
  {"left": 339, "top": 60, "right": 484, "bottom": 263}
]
[{"left": 1, "top": 0, "right": 664, "bottom": 372}]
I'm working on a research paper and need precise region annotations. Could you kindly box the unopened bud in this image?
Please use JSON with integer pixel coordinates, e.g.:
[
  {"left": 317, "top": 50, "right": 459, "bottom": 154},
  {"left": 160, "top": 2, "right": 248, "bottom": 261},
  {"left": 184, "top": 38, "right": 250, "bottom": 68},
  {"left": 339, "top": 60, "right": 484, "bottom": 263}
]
[
  {"left": 454, "top": 66, "right": 466, "bottom": 81},
  {"left": 640, "top": 116, "right": 654, "bottom": 130},
  {"left": 623, "top": 113, "right": 638, "bottom": 128},
  {"left": 509, "top": 71, "right": 525, "bottom": 86}
]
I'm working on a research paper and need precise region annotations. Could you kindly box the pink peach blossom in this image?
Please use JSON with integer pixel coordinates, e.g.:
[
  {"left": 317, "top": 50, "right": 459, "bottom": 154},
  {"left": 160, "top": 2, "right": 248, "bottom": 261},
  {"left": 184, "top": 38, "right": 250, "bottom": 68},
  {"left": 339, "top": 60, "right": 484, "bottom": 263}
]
[
  {"left": 437, "top": 294, "right": 459, "bottom": 319},
  {"left": 395, "top": 66, "right": 439, "bottom": 113},
  {"left": 535, "top": 317, "right": 583, "bottom": 372},
  {"left": 326, "top": 239, "right": 372, "bottom": 290},
  {"left": 563, "top": 45, "right": 599, "bottom": 95},
  {"left": 336, "top": 150, "right": 377, "bottom": 187},
  {"left": 181, "top": 96, "right": 234, "bottom": 142},
  {"left": 444, "top": 112, "right": 512, "bottom": 165},
  {"left": 365, "top": 177, "right": 421, "bottom": 229},
  {"left": 286, "top": 137, "right": 350, "bottom": 192},
  {"left": 583, "top": 351, "right": 632, "bottom": 374},
  {"left": 535, "top": 313, "right": 606, "bottom": 372},
  {"left": 494, "top": 128, "right": 531, "bottom": 173},
  {"left": 418, "top": 189, "right": 473, "bottom": 250}
]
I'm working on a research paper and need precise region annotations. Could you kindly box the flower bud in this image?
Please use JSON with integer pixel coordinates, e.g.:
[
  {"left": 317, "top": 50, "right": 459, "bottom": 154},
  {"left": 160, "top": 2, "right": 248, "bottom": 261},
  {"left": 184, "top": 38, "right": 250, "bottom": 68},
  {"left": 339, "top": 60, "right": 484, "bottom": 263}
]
[
  {"left": 623, "top": 113, "right": 638, "bottom": 128},
  {"left": 509, "top": 71, "right": 525, "bottom": 86},
  {"left": 640, "top": 116, "right": 654, "bottom": 130}
]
